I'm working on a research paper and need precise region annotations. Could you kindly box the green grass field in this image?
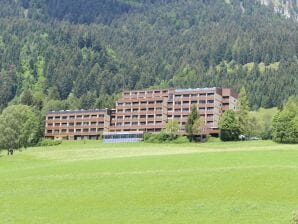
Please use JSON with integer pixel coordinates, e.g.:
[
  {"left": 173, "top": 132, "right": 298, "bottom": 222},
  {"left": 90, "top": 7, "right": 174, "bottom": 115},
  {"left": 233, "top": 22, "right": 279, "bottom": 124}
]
[{"left": 0, "top": 141, "right": 297, "bottom": 224}]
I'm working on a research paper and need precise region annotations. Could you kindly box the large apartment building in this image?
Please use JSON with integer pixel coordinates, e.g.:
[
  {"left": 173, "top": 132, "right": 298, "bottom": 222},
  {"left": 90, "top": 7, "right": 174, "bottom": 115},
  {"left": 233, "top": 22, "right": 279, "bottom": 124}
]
[
  {"left": 45, "top": 109, "right": 113, "bottom": 140},
  {"left": 109, "top": 87, "right": 237, "bottom": 135},
  {"left": 45, "top": 87, "right": 237, "bottom": 140}
]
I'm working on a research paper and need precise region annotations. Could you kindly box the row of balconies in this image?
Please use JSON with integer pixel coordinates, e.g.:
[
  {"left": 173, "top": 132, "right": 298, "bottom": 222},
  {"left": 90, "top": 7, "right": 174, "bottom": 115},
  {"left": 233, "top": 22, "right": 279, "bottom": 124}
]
[
  {"left": 46, "top": 128, "right": 105, "bottom": 135},
  {"left": 47, "top": 114, "right": 105, "bottom": 120},
  {"left": 47, "top": 122, "right": 105, "bottom": 127}
]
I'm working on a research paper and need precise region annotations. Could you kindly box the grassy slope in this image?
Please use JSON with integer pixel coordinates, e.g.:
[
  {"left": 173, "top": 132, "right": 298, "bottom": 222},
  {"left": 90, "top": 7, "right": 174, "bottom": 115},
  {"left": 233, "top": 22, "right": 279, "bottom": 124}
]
[{"left": 0, "top": 141, "right": 297, "bottom": 224}]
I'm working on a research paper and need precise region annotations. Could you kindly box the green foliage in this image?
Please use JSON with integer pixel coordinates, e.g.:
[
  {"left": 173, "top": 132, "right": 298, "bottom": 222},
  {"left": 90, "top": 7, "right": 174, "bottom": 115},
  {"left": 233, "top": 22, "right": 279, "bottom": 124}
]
[
  {"left": 291, "top": 212, "right": 298, "bottom": 224},
  {"left": 249, "top": 107, "right": 278, "bottom": 139},
  {"left": 37, "top": 138, "right": 62, "bottom": 147},
  {"left": 144, "top": 132, "right": 189, "bottom": 144},
  {"left": 219, "top": 110, "right": 241, "bottom": 141},
  {"left": 163, "top": 119, "right": 179, "bottom": 138},
  {"left": 237, "top": 87, "right": 251, "bottom": 136},
  {"left": 0, "top": 0, "right": 297, "bottom": 112},
  {"left": 272, "top": 96, "right": 298, "bottom": 144},
  {"left": 0, "top": 105, "right": 41, "bottom": 151},
  {"left": 186, "top": 106, "right": 199, "bottom": 140}
]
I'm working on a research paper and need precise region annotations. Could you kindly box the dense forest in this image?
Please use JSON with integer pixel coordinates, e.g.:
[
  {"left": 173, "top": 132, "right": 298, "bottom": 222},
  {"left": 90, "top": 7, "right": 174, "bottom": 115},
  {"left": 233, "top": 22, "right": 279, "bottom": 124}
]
[{"left": 0, "top": 0, "right": 297, "bottom": 112}]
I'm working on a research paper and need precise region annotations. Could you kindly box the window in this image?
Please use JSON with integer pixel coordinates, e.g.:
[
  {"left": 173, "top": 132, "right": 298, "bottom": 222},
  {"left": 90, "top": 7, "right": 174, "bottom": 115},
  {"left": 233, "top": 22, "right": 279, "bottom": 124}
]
[
  {"left": 208, "top": 100, "right": 214, "bottom": 103},
  {"left": 76, "top": 115, "right": 82, "bottom": 118},
  {"left": 76, "top": 122, "right": 82, "bottom": 126},
  {"left": 48, "top": 116, "right": 53, "bottom": 120},
  {"left": 90, "top": 128, "right": 96, "bottom": 132},
  {"left": 62, "top": 116, "right": 67, "bottom": 119},
  {"left": 54, "top": 116, "right": 60, "bottom": 119},
  {"left": 207, "top": 93, "right": 214, "bottom": 96},
  {"left": 91, "top": 114, "right": 97, "bottom": 118},
  {"left": 69, "top": 116, "right": 75, "bottom": 119},
  {"left": 199, "top": 100, "right": 206, "bottom": 104}
]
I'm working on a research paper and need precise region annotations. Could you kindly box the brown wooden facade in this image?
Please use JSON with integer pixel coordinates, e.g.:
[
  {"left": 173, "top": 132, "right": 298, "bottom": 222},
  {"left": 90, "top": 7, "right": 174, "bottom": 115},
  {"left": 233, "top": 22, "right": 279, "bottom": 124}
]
[{"left": 45, "top": 87, "right": 237, "bottom": 139}]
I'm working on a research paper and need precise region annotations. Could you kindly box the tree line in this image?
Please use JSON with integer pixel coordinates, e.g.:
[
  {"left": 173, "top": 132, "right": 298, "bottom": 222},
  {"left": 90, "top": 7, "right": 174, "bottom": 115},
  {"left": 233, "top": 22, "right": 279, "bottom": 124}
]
[
  {"left": 219, "top": 89, "right": 298, "bottom": 143},
  {"left": 0, "top": 0, "right": 297, "bottom": 113}
]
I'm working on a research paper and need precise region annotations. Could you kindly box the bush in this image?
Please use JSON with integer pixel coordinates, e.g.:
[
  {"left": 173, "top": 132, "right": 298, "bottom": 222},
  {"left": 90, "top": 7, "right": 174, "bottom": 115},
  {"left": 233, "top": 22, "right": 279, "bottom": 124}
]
[
  {"left": 37, "top": 139, "right": 62, "bottom": 147},
  {"left": 144, "top": 133, "right": 189, "bottom": 144},
  {"left": 291, "top": 212, "right": 298, "bottom": 224},
  {"left": 172, "top": 136, "right": 189, "bottom": 144},
  {"left": 207, "top": 136, "right": 221, "bottom": 142}
]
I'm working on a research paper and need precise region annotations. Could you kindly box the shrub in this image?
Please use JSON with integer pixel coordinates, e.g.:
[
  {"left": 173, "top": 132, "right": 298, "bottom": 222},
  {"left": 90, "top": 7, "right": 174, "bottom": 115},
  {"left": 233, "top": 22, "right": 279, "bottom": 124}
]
[
  {"left": 172, "top": 136, "right": 189, "bottom": 144},
  {"left": 144, "top": 133, "right": 189, "bottom": 144},
  {"left": 37, "top": 139, "right": 62, "bottom": 147},
  {"left": 207, "top": 136, "right": 221, "bottom": 143},
  {"left": 291, "top": 212, "right": 298, "bottom": 224}
]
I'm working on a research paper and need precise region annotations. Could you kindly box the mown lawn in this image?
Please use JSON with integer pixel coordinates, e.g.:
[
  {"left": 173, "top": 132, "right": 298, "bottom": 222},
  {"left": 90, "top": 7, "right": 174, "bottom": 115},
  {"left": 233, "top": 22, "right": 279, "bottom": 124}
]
[{"left": 0, "top": 141, "right": 297, "bottom": 224}]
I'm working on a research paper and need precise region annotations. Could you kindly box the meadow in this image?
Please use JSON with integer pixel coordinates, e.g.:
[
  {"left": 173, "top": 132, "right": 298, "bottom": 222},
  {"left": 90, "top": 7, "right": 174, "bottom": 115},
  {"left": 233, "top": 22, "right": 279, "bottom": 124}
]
[{"left": 0, "top": 140, "right": 297, "bottom": 224}]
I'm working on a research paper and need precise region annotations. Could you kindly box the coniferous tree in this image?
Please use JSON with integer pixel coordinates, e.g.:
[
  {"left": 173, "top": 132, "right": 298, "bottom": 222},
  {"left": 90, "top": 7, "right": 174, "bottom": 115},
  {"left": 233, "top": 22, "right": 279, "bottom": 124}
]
[{"left": 186, "top": 106, "right": 199, "bottom": 141}]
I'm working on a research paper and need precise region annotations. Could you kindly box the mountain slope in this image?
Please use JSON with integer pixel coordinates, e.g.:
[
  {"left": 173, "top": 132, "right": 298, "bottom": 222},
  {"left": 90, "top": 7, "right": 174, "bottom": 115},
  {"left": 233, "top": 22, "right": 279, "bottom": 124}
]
[
  {"left": 0, "top": 0, "right": 297, "bottom": 111},
  {"left": 258, "top": 0, "right": 298, "bottom": 20}
]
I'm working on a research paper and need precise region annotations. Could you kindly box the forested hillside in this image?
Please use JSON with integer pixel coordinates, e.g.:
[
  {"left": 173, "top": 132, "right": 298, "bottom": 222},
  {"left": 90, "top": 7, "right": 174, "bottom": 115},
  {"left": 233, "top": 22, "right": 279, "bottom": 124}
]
[{"left": 0, "top": 0, "right": 297, "bottom": 112}]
